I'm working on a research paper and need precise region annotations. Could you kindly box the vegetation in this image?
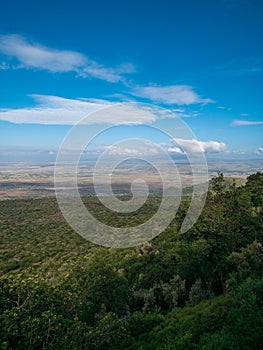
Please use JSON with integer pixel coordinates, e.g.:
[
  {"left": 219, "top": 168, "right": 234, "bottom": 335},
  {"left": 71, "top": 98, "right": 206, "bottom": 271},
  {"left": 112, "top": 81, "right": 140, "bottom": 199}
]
[{"left": 0, "top": 172, "right": 263, "bottom": 349}]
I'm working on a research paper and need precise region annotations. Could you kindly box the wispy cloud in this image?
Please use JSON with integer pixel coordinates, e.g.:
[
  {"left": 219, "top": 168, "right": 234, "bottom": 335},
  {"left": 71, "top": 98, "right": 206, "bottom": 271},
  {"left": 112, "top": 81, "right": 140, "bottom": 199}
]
[
  {"left": 0, "top": 61, "right": 9, "bottom": 70},
  {"left": 79, "top": 63, "right": 135, "bottom": 83},
  {"left": 0, "top": 95, "right": 171, "bottom": 125},
  {"left": 237, "top": 67, "right": 263, "bottom": 75},
  {"left": 167, "top": 146, "right": 183, "bottom": 154},
  {"left": 130, "top": 84, "right": 213, "bottom": 105},
  {"left": 216, "top": 106, "right": 232, "bottom": 111},
  {"left": 92, "top": 139, "right": 225, "bottom": 157},
  {"left": 258, "top": 147, "right": 263, "bottom": 153},
  {"left": 232, "top": 119, "right": 263, "bottom": 126},
  {"left": 172, "top": 138, "right": 226, "bottom": 153},
  {"left": 216, "top": 59, "right": 263, "bottom": 77},
  {"left": 0, "top": 34, "right": 215, "bottom": 107},
  {"left": 106, "top": 143, "right": 160, "bottom": 156},
  {"left": 0, "top": 95, "right": 106, "bottom": 124},
  {"left": 0, "top": 34, "right": 134, "bottom": 82},
  {"left": 0, "top": 33, "right": 216, "bottom": 114}
]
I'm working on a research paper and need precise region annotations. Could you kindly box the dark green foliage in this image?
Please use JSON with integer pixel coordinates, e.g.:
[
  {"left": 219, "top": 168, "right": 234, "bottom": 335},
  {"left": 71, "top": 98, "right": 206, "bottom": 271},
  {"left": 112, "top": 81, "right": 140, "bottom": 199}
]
[{"left": 0, "top": 172, "right": 263, "bottom": 349}]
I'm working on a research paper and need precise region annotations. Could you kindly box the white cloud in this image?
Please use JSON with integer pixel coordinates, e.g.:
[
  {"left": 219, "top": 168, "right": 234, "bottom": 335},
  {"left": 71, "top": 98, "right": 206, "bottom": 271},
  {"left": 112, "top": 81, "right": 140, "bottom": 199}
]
[
  {"left": 130, "top": 84, "right": 213, "bottom": 105},
  {"left": 105, "top": 141, "right": 168, "bottom": 157},
  {"left": 232, "top": 119, "right": 263, "bottom": 126},
  {"left": 80, "top": 66, "right": 122, "bottom": 83},
  {"left": 0, "top": 34, "right": 134, "bottom": 82},
  {"left": 172, "top": 108, "right": 185, "bottom": 113},
  {"left": 0, "top": 61, "right": 9, "bottom": 70},
  {"left": 0, "top": 95, "right": 107, "bottom": 125},
  {"left": 167, "top": 146, "right": 183, "bottom": 154},
  {"left": 106, "top": 145, "right": 158, "bottom": 156},
  {"left": 0, "top": 95, "right": 162, "bottom": 125},
  {"left": 80, "top": 62, "right": 135, "bottom": 82},
  {"left": 0, "top": 34, "right": 213, "bottom": 108},
  {"left": 173, "top": 138, "right": 226, "bottom": 153},
  {"left": 258, "top": 148, "right": 263, "bottom": 153},
  {"left": 106, "top": 139, "right": 227, "bottom": 156},
  {"left": 216, "top": 106, "right": 232, "bottom": 111},
  {"left": 0, "top": 34, "right": 86, "bottom": 71}
]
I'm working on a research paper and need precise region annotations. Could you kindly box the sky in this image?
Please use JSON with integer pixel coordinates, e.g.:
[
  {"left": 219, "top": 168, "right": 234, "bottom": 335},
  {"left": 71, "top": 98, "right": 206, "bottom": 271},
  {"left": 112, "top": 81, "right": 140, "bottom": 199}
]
[{"left": 0, "top": 0, "right": 263, "bottom": 160}]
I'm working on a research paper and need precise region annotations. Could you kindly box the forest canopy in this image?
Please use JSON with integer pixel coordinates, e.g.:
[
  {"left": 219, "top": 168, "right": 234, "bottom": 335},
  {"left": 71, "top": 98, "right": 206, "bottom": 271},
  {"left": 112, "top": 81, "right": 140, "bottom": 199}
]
[{"left": 0, "top": 172, "right": 263, "bottom": 349}]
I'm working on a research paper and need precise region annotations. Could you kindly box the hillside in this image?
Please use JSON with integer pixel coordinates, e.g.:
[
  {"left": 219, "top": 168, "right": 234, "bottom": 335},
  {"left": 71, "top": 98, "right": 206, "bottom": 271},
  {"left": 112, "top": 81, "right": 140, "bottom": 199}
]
[{"left": 0, "top": 172, "right": 263, "bottom": 349}]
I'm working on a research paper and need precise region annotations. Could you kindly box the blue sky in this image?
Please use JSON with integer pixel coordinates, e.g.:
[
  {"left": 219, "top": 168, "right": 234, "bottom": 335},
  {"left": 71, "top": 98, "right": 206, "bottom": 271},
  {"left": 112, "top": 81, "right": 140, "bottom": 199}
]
[{"left": 0, "top": 0, "right": 263, "bottom": 157}]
